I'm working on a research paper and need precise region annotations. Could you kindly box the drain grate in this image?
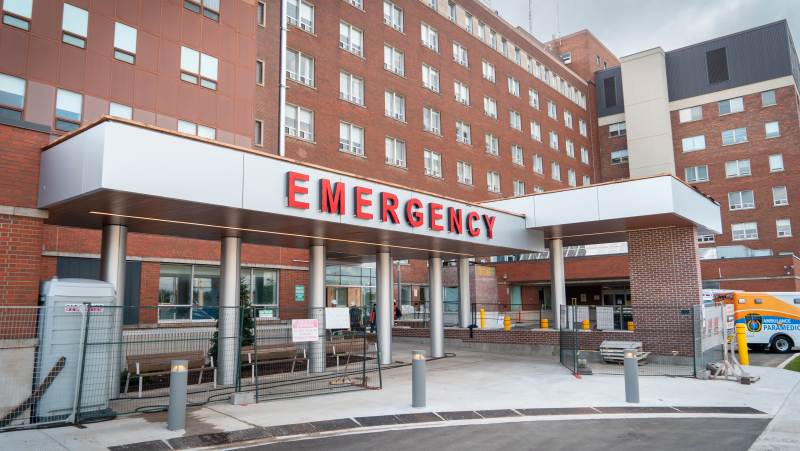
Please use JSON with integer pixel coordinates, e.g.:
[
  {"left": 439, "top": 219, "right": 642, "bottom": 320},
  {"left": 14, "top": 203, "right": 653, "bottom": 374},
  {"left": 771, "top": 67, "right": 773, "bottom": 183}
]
[
  {"left": 394, "top": 412, "right": 444, "bottom": 424},
  {"left": 168, "top": 428, "right": 271, "bottom": 450},
  {"left": 517, "top": 407, "right": 599, "bottom": 416},
  {"left": 264, "top": 422, "right": 318, "bottom": 437},
  {"left": 108, "top": 440, "right": 172, "bottom": 451},
  {"left": 476, "top": 409, "right": 522, "bottom": 418},
  {"left": 595, "top": 407, "right": 679, "bottom": 414},
  {"left": 674, "top": 406, "right": 766, "bottom": 414},
  {"left": 354, "top": 415, "right": 405, "bottom": 427},
  {"left": 307, "top": 418, "right": 361, "bottom": 432},
  {"left": 437, "top": 411, "right": 483, "bottom": 421}
]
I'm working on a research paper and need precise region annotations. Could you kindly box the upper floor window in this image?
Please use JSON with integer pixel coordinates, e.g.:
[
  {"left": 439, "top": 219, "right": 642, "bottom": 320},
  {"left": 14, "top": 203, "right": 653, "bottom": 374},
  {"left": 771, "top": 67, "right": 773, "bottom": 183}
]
[
  {"left": 384, "top": 44, "right": 405, "bottom": 76},
  {"left": 512, "top": 145, "right": 523, "bottom": 165},
  {"left": 551, "top": 161, "right": 561, "bottom": 181},
  {"left": 454, "top": 80, "right": 469, "bottom": 105},
  {"left": 285, "top": 104, "right": 313, "bottom": 140},
  {"left": 732, "top": 222, "right": 758, "bottom": 240},
  {"left": 482, "top": 61, "right": 495, "bottom": 83},
  {"left": 531, "top": 121, "right": 541, "bottom": 142},
  {"left": 185, "top": 0, "right": 220, "bottom": 21},
  {"left": 535, "top": 62, "right": 542, "bottom": 79},
  {"left": 478, "top": 22, "right": 485, "bottom": 42},
  {"left": 256, "top": 60, "right": 264, "bottom": 85},
  {"left": 719, "top": 97, "right": 744, "bottom": 115},
  {"left": 287, "top": 49, "right": 314, "bottom": 86},
  {"left": 514, "top": 48, "right": 521, "bottom": 65},
  {"left": 679, "top": 106, "right": 702, "bottom": 123},
  {"left": 113, "top": 22, "right": 137, "bottom": 64},
  {"left": 456, "top": 120, "right": 471, "bottom": 145},
  {"left": 583, "top": 175, "right": 591, "bottom": 186},
  {"left": 178, "top": 120, "right": 216, "bottom": 139},
  {"left": 609, "top": 121, "right": 626, "bottom": 137},
  {"left": 510, "top": 110, "right": 521, "bottom": 131},
  {"left": 725, "top": 159, "right": 750, "bottom": 177},
  {"left": 513, "top": 179, "right": 525, "bottom": 196},
  {"left": 685, "top": 165, "right": 708, "bottom": 183},
  {"left": 532, "top": 153, "right": 543, "bottom": 174},
  {"left": 762, "top": 90, "right": 776, "bottom": 107},
  {"left": 508, "top": 76, "right": 519, "bottom": 96},
  {"left": 529, "top": 89, "right": 539, "bottom": 109},
  {"left": 421, "top": 23, "right": 438, "bottom": 52},
  {"left": 722, "top": 127, "right": 747, "bottom": 145},
  {"left": 765, "top": 121, "right": 780, "bottom": 138},
  {"left": 385, "top": 137, "right": 406, "bottom": 167},
  {"left": 424, "top": 149, "right": 442, "bottom": 177},
  {"left": 339, "top": 71, "right": 363, "bottom": 105},
  {"left": 423, "top": 107, "right": 441, "bottom": 134},
  {"left": 458, "top": 161, "right": 473, "bottom": 185},
  {"left": 777, "top": 219, "right": 792, "bottom": 237},
  {"left": 568, "top": 169, "right": 577, "bottom": 187},
  {"left": 486, "top": 133, "right": 498, "bottom": 155},
  {"left": 547, "top": 100, "right": 557, "bottom": 120},
  {"left": 383, "top": 1, "right": 403, "bottom": 31},
  {"left": 428, "top": 0, "right": 437, "bottom": 10},
  {"left": 483, "top": 96, "right": 497, "bottom": 119},
  {"left": 770, "top": 154, "right": 784, "bottom": 172},
  {"left": 682, "top": 135, "right": 706, "bottom": 152},
  {"left": 422, "top": 64, "right": 440, "bottom": 93},
  {"left": 611, "top": 149, "right": 628, "bottom": 164},
  {"left": 181, "top": 47, "right": 218, "bottom": 90},
  {"left": 549, "top": 130, "right": 558, "bottom": 150},
  {"left": 287, "top": 0, "right": 314, "bottom": 32},
  {"left": 62, "top": 3, "right": 89, "bottom": 48},
  {"left": 564, "top": 110, "right": 573, "bottom": 129},
  {"left": 109, "top": 102, "right": 132, "bottom": 120},
  {"left": 526, "top": 56, "right": 533, "bottom": 73},
  {"left": 604, "top": 61, "right": 607, "bottom": 69},
  {"left": 0, "top": 73, "right": 26, "bottom": 120},
  {"left": 3, "top": 0, "right": 32, "bottom": 30},
  {"left": 448, "top": 2, "right": 456, "bottom": 22},
  {"left": 257, "top": 1, "right": 265, "bottom": 26},
  {"left": 55, "top": 89, "right": 82, "bottom": 132},
  {"left": 581, "top": 147, "right": 589, "bottom": 164},
  {"left": 543, "top": 68, "right": 550, "bottom": 84},
  {"left": 340, "top": 22, "right": 363, "bottom": 56},
  {"left": 340, "top": 122, "right": 364, "bottom": 155},
  {"left": 534, "top": 186, "right": 545, "bottom": 193},
  {"left": 465, "top": 13, "right": 472, "bottom": 33},
  {"left": 729, "top": 190, "right": 755, "bottom": 210},
  {"left": 453, "top": 42, "right": 469, "bottom": 67},
  {"left": 487, "top": 171, "right": 500, "bottom": 193},
  {"left": 565, "top": 139, "right": 575, "bottom": 158},
  {"left": 773, "top": 186, "right": 788, "bottom": 206},
  {"left": 385, "top": 90, "right": 405, "bottom": 121},
  {"left": 580, "top": 93, "right": 586, "bottom": 108},
  {"left": 501, "top": 38, "right": 508, "bottom": 57},
  {"left": 489, "top": 30, "right": 497, "bottom": 49},
  {"left": 561, "top": 52, "right": 572, "bottom": 64},
  {"left": 579, "top": 119, "right": 586, "bottom": 136}
]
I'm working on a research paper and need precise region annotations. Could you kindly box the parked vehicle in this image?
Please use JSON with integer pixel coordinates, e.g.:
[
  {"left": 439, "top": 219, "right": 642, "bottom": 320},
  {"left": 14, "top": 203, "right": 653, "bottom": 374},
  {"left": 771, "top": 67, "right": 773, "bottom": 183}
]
[{"left": 733, "top": 292, "right": 800, "bottom": 353}]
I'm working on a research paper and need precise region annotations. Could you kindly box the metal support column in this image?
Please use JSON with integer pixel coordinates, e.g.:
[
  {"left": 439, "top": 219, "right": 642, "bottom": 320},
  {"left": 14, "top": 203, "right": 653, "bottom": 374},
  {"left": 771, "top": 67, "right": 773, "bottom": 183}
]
[
  {"left": 429, "top": 257, "right": 444, "bottom": 358},
  {"left": 218, "top": 236, "right": 242, "bottom": 386},
  {"left": 308, "top": 244, "right": 326, "bottom": 373},
  {"left": 376, "top": 251, "right": 393, "bottom": 365},
  {"left": 99, "top": 224, "right": 127, "bottom": 399},
  {"left": 549, "top": 239, "right": 566, "bottom": 329},
  {"left": 457, "top": 257, "right": 471, "bottom": 328}
]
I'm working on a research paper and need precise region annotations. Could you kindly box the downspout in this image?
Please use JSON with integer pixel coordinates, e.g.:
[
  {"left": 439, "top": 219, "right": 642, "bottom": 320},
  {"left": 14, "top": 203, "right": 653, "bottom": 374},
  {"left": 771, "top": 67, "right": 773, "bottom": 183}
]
[
  {"left": 278, "top": 0, "right": 288, "bottom": 157},
  {"left": 588, "top": 80, "right": 598, "bottom": 184}
]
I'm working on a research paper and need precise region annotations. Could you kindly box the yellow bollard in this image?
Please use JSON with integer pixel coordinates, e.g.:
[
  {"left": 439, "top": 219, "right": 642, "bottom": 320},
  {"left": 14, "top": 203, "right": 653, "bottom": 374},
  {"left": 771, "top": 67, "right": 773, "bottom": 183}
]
[
  {"left": 627, "top": 321, "right": 634, "bottom": 331},
  {"left": 504, "top": 317, "right": 511, "bottom": 331},
  {"left": 480, "top": 309, "right": 485, "bottom": 329},
  {"left": 582, "top": 320, "right": 590, "bottom": 330},
  {"left": 541, "top": 319, "right": 549, "bottom": 329},
  {"left": 736, "top": 323, "right": 749, "bottom": 365}
]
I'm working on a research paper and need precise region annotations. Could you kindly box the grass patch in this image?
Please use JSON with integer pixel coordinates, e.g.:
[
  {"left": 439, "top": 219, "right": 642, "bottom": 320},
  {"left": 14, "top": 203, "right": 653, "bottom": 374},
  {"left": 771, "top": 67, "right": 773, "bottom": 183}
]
[{"left": 784, "top": 355, "right": 800, "bottom": 372}]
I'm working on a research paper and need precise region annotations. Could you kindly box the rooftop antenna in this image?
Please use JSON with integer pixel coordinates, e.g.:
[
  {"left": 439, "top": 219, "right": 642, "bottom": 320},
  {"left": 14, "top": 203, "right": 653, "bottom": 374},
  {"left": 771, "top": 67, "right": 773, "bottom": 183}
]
[
  {"left": 528, "top": 0, "right": 533, "bottom": 35},
  {"left": 557, "top": 3, "right": 562, "bottom": 44}
]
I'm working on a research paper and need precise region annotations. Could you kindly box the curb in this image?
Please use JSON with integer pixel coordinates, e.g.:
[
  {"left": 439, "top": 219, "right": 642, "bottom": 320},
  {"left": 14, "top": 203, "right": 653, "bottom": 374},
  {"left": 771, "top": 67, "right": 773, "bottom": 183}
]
[{"left": 776, "top": 353, "right": 799, "bottom": 370}]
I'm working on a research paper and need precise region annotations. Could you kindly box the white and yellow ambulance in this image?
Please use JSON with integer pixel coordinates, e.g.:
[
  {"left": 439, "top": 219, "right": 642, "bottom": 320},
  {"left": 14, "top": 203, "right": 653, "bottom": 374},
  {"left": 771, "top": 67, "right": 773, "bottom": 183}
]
[{"left": 733, "top": 292, "right": 800, "bottom": 353}]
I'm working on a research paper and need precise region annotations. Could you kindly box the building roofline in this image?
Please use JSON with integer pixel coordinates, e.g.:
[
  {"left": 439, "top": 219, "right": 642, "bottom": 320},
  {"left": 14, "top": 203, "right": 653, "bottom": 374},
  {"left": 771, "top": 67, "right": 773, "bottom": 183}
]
[
  {"left": 544, "top": 29, "right": 620, "bottom": 66},
  {"left": 665, "top": 19, "right": 789, "bottom": 54}
]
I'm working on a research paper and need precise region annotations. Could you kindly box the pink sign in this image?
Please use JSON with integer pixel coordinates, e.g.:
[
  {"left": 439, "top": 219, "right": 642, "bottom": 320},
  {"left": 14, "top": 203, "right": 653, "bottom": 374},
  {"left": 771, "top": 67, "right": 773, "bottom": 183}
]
[{"left": 292, "top": 319, "right": 319, "bottom": 342}]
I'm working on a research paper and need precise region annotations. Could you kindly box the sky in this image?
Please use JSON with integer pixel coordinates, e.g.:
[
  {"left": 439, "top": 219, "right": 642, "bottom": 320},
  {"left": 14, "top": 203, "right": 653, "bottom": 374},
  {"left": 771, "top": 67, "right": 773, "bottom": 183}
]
[{"left": 484, "top": 0, "right": 800, "bottom": 58}]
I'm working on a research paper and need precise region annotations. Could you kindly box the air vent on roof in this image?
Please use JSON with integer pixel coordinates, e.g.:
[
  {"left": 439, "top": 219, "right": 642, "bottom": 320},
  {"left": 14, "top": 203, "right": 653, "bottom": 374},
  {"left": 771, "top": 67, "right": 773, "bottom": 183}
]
[
  {"left": 706, "top": 48, "right": 729, "bottom": 84},
  {"left": 604, "top": 77, "right": 617, "bottom": 108}
]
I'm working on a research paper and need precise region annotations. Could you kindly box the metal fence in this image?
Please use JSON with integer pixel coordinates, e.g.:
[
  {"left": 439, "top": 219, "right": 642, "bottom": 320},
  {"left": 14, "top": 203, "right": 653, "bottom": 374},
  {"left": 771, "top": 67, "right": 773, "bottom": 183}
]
[
  {"left": 395, "top": 302, "right": 460, "bottom": 328},
  {"left": 471, "top": 303, "right": 543, "bottom": 328},
  {"left": 0, "top": 305, "right": 380, "bottom": 430}
]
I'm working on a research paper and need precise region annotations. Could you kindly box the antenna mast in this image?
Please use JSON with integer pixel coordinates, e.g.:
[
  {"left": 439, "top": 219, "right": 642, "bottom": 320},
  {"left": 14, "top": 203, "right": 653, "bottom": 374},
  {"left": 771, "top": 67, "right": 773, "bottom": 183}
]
[
  {"left": 557, "top": 3, "right": 561, "bottom": 44},
  {"left": 528, "top": 0, "right": 533, "bottom": 35}
]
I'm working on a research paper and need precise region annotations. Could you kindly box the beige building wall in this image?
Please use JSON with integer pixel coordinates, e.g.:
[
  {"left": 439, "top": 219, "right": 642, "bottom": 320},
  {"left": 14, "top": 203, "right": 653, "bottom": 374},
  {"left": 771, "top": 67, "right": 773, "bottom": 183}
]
[{"left": 620, "top": 47, "right": 675, "bottom": 177}]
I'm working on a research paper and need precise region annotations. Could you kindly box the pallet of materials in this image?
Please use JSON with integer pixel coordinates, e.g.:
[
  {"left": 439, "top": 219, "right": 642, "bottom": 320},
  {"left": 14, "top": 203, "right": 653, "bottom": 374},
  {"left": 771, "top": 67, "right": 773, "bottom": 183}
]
[{"left": 599, "top": 341, "right": 647, "bottom": 365}]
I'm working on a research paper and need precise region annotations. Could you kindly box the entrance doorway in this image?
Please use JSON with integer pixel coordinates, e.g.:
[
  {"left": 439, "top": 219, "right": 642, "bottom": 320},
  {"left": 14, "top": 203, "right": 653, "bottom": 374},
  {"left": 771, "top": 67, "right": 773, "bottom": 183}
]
[{"left": 602, "top": 285, "right": 631, "bottom": 306}]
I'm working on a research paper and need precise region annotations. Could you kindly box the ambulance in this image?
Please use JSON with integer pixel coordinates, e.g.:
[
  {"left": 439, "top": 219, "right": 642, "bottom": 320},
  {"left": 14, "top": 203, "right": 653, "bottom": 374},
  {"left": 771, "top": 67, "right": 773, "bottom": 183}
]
[{"left": 733, "top": 292, "right": 800, "bottom": 353}]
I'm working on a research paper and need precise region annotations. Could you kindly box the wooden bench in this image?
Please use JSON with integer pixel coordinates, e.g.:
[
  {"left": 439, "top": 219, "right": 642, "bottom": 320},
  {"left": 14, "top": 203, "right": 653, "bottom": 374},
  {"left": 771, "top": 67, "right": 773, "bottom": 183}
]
[
  {"left": 327, "top": 338, "right": 376, "bottom": 371},
  {"left": 124, "top": 350, "right": 216, "bottom": 398},
  {"left": 240, "top": 343, "right": 309, "bottom": 382}
]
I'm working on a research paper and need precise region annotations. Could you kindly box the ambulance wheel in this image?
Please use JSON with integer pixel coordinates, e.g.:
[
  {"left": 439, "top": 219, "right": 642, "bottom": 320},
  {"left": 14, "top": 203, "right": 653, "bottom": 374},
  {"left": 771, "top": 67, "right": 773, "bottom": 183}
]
[{"left": 770, "top": 335, "right": 793, "bottom": 353}]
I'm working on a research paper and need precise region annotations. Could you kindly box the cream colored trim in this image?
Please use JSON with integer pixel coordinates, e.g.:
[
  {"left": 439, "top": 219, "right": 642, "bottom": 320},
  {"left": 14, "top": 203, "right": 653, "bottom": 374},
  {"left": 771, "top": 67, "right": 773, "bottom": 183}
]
[
  {"left": 41, "top": 250, "right": 308, "bottom": 270},
  {"left": 620, "top": 47, "right": 665, "bottom": 63},
  {"left": 669, "top": 76, "right": 797, "bottom": 111},
  {"left": 0, "top": 205, "right": 49, "bottom": 218},
  {"left": 598, "top": 112, "right": 626, "bottom": 127}
]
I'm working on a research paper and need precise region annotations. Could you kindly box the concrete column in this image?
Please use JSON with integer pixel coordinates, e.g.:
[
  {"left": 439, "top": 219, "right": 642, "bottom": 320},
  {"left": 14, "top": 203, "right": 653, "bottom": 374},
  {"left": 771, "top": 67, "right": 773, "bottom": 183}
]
[
  {"left": 308, "top": 245, "right": 326, "bottom": 373},
  {"left": 549, "top": 239, "right": 566, "bottom": 329},
  {"left": 376, "top": 251, "right": 393, "bottom": 365},
  {"left": 429, "top": 257, "right": 444, "bottom": 358},
  {"left": 218, "top": 236, "right": 241, "bottom": 385},
  {"left": 99, "top": 224, "right": 127, "bottom": 399},
  {"left": 457, "top": 257, "right": 471, "bottom": 327}
]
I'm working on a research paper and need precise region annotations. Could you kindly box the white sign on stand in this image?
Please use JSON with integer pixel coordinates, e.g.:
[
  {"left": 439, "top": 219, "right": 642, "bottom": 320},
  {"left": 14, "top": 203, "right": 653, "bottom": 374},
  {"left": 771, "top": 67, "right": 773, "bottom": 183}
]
[
  {"left": 292, "top": 319, "right": 319, "bottom": 342},
  {"left": 726, "top": 304, "right": 735, "bottom": 331},
  {"left": 325, "top": 308, "right": 350, "bottom": 330}
]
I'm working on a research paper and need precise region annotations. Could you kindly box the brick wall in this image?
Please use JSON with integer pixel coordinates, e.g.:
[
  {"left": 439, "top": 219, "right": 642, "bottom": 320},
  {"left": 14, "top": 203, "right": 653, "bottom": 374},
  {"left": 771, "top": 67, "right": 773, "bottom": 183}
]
[
  {"left": 0, "top": 125, "right": 48, "bottom": 208},
  {"left": 598, "top": 124, "right": 629, "bottom": 181},
  {"left": 0, "top": 216, "right": 44, "bottom": 306},
  {"left": 140, "top": 261, "right": 160, "bottom": 323}
]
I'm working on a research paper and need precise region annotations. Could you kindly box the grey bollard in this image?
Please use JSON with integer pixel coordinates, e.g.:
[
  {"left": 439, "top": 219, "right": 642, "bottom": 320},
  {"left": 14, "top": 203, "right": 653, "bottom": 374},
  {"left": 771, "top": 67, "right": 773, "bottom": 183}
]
[
  {"left": 412, "top": 350, "right": 426, "bottom": 408},
  {"left": 623, "top": 349, "right": 640, "bottom": 403},
  {"left": 168, "top": 360, "right": 189, "bottom": 430}
]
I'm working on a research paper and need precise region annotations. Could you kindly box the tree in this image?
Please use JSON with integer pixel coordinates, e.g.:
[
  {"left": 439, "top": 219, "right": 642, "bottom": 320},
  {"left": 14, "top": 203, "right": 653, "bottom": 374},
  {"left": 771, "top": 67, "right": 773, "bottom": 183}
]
[{"left": 208, "top": 276, "right": 255, "bottom": 362}]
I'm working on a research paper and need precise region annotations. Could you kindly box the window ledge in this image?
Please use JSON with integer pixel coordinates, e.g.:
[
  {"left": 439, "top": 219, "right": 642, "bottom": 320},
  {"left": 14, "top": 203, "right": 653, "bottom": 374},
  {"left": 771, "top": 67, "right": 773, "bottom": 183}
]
[
  {"left": 288, "top": 78, "right": 316, "bottom": 90},
  {"left": 729, "top": 207, "right": 756, "bottom": 211},
  {"left": 457, "top": 181, "right": 474, "bottom": 187},
  {"left": 682, "top": 149, "right": 705, "bottom": 153},
  {"left": 774, "top": 203, "right": 790, "bottom": 207},
  {"left": 718, "top": 110, "right": 745, "bottom": 117},
  {"left": 341, "top": 47, "right": 366, "bottom": 61},
  {"left": 341, "top": 0, "right": 365, "bottom": 12},
  {"left": 423, "top": 86, "right": 442, "bottom": 96},
  {"left": 762, "top": 103, "right": 777, "bottom": 108},
  {"left": 766, "top": 135, "right": 781, "bottom": 139},
  {"left": 581, "top": 161, "right": 590, "bottom": 166},
  {"left": 511, "top": 127, "right": 523, "bottom": 133},
  {"left": 533, "top": 171, "right": 544, "bottom": 177},
  {"left": 486, "top": 151, "right": 500, "bottom": 158},
  {"left": 384, "top": 67, "right": 407, "bottom": 79},
  {"left": 770, "top": 169, "right": 785, "bottom": 173},
  {"left": 725, "top": 174, "right": 751, "bottom": 179},
  {"left": 385, "top": 162, "right": 409, "bottom": 170},
  {"left": 456, "top": 140, "right": 473, "bottom": 148},
  {"left": 384, "top": 23, "right": 405, "bottom": 35},
  {"left": 421, "top": 42, "right": 440, "bottom": 55},
  {"left": 286, "top": 134, "right": 316, "bottom": 144},
  {"left": 455, "top": 100, "right": 471, "bottom": 108},
  {"left": 385, "top": 114, "right": 407, "bottom": 124},
  {"left": 288, "top": 22, "right": 316, "bottom": 37},
  {"left": 607, "top": 134, "right": 627, "bottom": 139},
  {"left": 512, "top": 162, "right": 525, "bottom": 168},
  {"left": 610, "top": 162, "right": 628, "bottom": 165},
  {"left": 424, "top": 173, "right": 444, "bottom": 180},
  {"left": 688, "top": 179, "right": 710, "bottom": 184},
  {"left": 678, "top": 118, "right": 702, "bottom": 125},
  {"left": 777, "top": 235, "right": 793, "bottom": 238},
  {"left": 487, "top": 190, "right": 502, "bottom": 195},
  {"left": 422, "top": 129, "right": 443, "bottom": 138},
  {"left": 732, "top": 238, "right": 759, "bottom": 242},
  {"left": 340, "top": 97, "right": 365, "bottom": 108}
]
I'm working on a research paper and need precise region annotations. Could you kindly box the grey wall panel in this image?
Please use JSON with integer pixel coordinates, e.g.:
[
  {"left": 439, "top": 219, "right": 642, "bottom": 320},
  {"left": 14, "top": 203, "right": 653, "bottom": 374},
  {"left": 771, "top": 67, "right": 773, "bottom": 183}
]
[
  {"left": 666, "top": 21, "right": 794, "bottom": 102},
  {"left": 55, "top": 257, "right": 141, "bottom": 324},
  {"left": 788, "top": 28, "right": 800, "bottom": 91},
  {"left": 595, "top": 66, "right": 625, "bottom": 117}
]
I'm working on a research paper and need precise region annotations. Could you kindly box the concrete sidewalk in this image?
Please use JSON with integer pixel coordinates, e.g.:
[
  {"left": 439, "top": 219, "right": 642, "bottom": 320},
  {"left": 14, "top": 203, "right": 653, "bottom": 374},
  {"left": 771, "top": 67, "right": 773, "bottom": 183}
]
[
  {"left": 749, "top": 377, "right": 800, "bottom": 451},
  {"left": 2, "top": 342, "right": 799, "bottom": 451}
]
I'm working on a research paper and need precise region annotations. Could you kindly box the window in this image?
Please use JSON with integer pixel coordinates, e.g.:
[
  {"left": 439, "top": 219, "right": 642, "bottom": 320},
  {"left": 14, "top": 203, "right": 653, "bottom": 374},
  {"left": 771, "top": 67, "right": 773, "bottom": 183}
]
[
  {"left": 508, "top": 76, "right": 519, "bottom": 96},
  {"left": 339, "top": 122, "right": 364, "bottom": 155},
  {"left": 732, "top": 222, "right": 758, "bottom": 240},
  {"left": 526, "top": 56, "right": 533, "bottom": 73},
  {"left": 448, "top": 2, "right": 456, "bottom": 21},
  {"left": 568, "top": 169, "right": 576, "bottom": 187},
  {"left": 453, "top": 42, "right": 468, "bottom": 67},
  {"left": 565, "top": 139, "right": 574, "bottom": 158},
  {"left": 698, "top": 235, "right": 715, "bottom": 243},
  {"left": 679, "top": 106, "right": 702, "bottom": 123},
  {"left": 0, "top": 73, "right": 26, "bottom": 120},
  {"left": 596, "top": 55, "right": 601, "bottom": 66},
  {"left": 777, "top": 219, "right": 792, "bottom": 237},
  {"left": 729, "top": 190, "right": 754, "bottom": 210},
  {"left": 725, "top": 159, "right": 750, "bottom": 177},
  {"left": 178, "top": 120, "right": 215, "bottom": 139},
  {"left": 564, "top": 110, "right": 573, "bottom": 129},
  {"left": 457, "top": 161, "right": 472, "bottom": 184},
  {"left": 424, "top": 150, "right": 442, "bottom": 177},
  {"left": 339, "top": 71, "right": 363, "bottom": 105},
  {"left": 583, "top": 175, "right": 591, "bottom": 186},
  {"left": 531, "top": 121, "right": 541, "bottom": 141},
  {"left": 719, "top": 97, "right": 744, "bottom": 115},
  {"left": 534, "top": 186, "right": 545, "bottom": 193},
  {"left": 685, "top": 165, "right": 708, "bottom": 183},
  {"left": 478, "top": 22, "right": 485, "bottom": 42},
  {"left": 255, "top": 120, "right": 263, "bottom": 146},
  {"left": 567, "top": 84, "right": 573, "bottom": 101},
  {"left": 512, "top": 145, "right": 523, "bottom": 165},
  {"left": 609, "top": 122, "right": 626, "bottom": 137},
  {"left": 55, "top": 89, "right": 82, "bottom": 132},
  {"left": 770, "top": 154, "right": 784, "bottom": 172},
  {"left": 421, "top": 23, "right": 438, "bottom": 51},
  {"left": 762, "top": 90, "right": 776, "bottom": 107},
  {"left": 551, "top": 162, "right": 561, "bottom": 181},
  {"left": 287, "top": 0, "right": 314, "bottom": 32},
  {"left": 529, "top": 89, "right": 539, "bottom": 109},
  {"left": 579, "top": 119, "right": 586, "bottom": 136},
  {"left": 423, "top": 107, "right": 440, "bottom": 134},
  {"left": 422, "top": 64, "right": 439, "bottom": 92},
  {"left": 385, "top": 137, "right": 406, "bottom": 167},
  {"left": 339, "top": 22, "right": 363, "bottom": 56},
  {"left": 428, "top": 0, "right": 437, "bottom": 10},
  {"left": 485, "top": 133, "right": 498, "bottom": 155},
  {"left": 561, "top": 52, "right": 572, "bottom": 64},
  {"left": 255, "top": 60, "right": 264, "bottom": 85},
  {"left": 198, "top": 125, "right": 216, "bottom": 139},
  {"left": 109, "top": 102, "right": 132, "bottom": 120},
  {"left": 515, "top": 48, "right": 521, "bottom": 65},
  {"left": 611, "top": 149, "right": 628, "bottom": 164},
  {"left": 465, "top": 13, "right": 472, "bottom": 33},
  {"left": 773, "top": 186, "right": 788, "bottom": 206},
  {"left": 501, "top": 38, "right": 508, "bottom": 57},
  {"left": 722, "top": 127, "right": 747, "bottom": 145},
  {"left": 62, "top": 3, "right": 89, "bottom": 48},
  {"left": 765, "top": 121, "right": 780, "bottom": 138},
  {"left": 482, "top": 60, "right": 496, "bottom": 83},
  {"left": 456, "top": 121, "right": 471, "bottom": 144},
  {"left": 180, "top": 47, "right": 218, "bottom": 90},
  {"left": 383, "top": 1, "right": 403, "bottom": 31},
  {"left": 287, "top": 49, "right": 314, "bottom": 86},
  {"left": 114, "top": 22, "right": 137, "bottom": 64},
  {"left": 483, "top": 96, "right": 497, "bottom": 119},
  {"left": 513, "top": 179, "right": 525, "bottom": 196},
  {"left": 604, "top": 61, "right": 607, "bottom": 69},
  {"left": 384, "top": 90, "right": 405, "bottom": 121},
  {"left": 3, "top": 0, "right": 32, "bottom": 30},
  {"left": 580, "top": 93, "right": 586, "bottom": 108},
  {"left": 454, "top": 81, "right": 469, "bottom": 105},
  {"left": 547, "top": 100, "right": 557, "bottom": 120},
  {"left": 490, "top": 30, "right": 497, "bottom": 49},
  {"left": 257, "top": 1, "right": 266, "bottom": 26},
  {"left": 549, "top": 131, "right": 558, "bottom": 150},
  {"left": 510, "top": 110, "right": 521, "bottom": 130},
  {"left": 533, "top": 153, "right": 543, "bottom": 174},
  {"left": 384, "top": 44, "right": 404, "bottom": 75},
  {"left": 487, "top": 171, "right": 500, "bottom": 192},
  {"left": 285, "top": 104, "right": 313, "bottom": 140},
  {"left": 581, "top": 147, "right": 589, "bottom": 164},
  {"left": 682, "top": 135, "right": 706, "bottom": 152},
  {"left": 185, "top": 1, "right": 221, "bottom": 21}
]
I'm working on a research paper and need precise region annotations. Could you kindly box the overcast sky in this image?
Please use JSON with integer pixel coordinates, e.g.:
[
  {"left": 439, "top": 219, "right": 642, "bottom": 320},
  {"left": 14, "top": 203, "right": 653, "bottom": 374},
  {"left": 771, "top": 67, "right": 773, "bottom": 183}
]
[{"left": 485, "top": 0, "right": 800, "bottom": 58}]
